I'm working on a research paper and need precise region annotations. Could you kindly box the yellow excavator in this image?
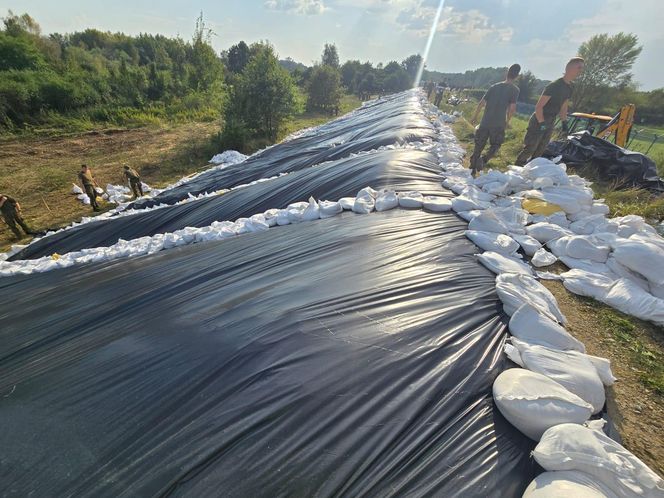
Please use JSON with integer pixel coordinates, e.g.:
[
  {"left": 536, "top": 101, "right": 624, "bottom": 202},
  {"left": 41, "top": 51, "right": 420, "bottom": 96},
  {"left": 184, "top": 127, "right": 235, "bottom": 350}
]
[{"left": 566, "top": 104, "right": 635, "bottom": 147}]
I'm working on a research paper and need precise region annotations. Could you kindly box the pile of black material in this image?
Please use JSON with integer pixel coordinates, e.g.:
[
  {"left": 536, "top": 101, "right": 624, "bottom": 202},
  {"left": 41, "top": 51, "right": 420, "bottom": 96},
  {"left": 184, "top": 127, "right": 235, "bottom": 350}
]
[
  {"left": 0, "top": 91, "right": 537, "bottom": 497},
  {"left": 545, "top": 131, "right": 664, "bottom": 191}
]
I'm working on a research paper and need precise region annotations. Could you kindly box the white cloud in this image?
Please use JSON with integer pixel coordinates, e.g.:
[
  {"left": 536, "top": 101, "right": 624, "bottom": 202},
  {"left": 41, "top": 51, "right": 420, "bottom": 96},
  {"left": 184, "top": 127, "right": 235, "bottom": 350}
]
[
  {"left": 264, "top": 0, "right": 327, "bottom": 15},
  {"left": 396, "top": 3, "right": 513, "bottom": 43}
]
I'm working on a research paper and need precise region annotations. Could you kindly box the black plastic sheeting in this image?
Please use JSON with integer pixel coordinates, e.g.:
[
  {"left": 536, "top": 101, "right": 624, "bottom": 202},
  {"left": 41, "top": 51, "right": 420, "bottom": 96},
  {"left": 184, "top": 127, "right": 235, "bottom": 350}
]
[
  {"left": 545, "top": 131, "right": 664, "bottom": 191},
  {"left": 0, "top": 209, "right": 536, "bottom": 497},
  {"left": 12, "top": 149, "right": 448, "bottom": 261},
  {"left": 130, "top": 92, "right": 438, "bottom": 209}
]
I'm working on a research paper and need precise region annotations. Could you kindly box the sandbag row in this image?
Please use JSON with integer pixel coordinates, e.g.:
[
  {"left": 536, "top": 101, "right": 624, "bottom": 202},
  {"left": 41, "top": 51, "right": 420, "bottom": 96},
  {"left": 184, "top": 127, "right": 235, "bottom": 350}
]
[
  {"left": 0, "top": 187, "right": 452, "bottom": 277},
  {"left": 422, "top": 94, "right": 663, "bottom": 497}
]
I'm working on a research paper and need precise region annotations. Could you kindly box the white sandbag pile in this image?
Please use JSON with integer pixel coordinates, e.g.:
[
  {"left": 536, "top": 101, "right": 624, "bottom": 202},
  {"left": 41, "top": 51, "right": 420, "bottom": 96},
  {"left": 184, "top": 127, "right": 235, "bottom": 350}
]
[{"left": 533, "top": 424, "right": 664, "bottom": 497}]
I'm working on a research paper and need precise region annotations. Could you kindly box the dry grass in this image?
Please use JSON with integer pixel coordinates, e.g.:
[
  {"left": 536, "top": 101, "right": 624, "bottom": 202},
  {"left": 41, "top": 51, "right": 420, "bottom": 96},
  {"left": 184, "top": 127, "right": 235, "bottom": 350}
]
[{"left": 0, "top": 121, "right": 222, "bottom": 250}]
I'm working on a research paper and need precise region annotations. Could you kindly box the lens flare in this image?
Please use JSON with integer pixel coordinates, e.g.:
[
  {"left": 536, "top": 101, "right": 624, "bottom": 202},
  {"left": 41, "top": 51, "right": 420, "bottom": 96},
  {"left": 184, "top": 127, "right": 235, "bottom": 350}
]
[{"left": 413, "top": 0, "right": 446, "bottom": 88}]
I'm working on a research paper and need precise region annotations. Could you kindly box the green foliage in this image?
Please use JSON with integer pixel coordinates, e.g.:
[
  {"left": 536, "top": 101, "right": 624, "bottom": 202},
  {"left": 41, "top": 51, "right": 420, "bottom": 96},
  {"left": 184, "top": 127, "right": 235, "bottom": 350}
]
[
  {"left": 575, "top": 32, "right": 643, "bottom": 110},
  {"left": 321, "top": 43, "right": 339, "bottom": 69},
  {"left": 516, "top": 70, "right": 537, "bottom": 103},
  {"left": 401, "top": 54, "right": 422, "bottom": 84},
  {"left": 0, "top": 10, "right": 225, "bottom": 132},
  {"left": 223, "top": 42, "right": 298, "bottom": 146},
  {"left": 307, "top": 64, "right": 342, "bottom": 114}
]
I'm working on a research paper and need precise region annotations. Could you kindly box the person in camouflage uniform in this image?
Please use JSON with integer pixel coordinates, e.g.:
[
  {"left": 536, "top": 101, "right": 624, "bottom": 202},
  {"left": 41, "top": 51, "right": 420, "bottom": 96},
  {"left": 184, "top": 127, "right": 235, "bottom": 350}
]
[
  {"left": 122, "top": 165, "right": 144, "bottom": 199},
  {"left": 78, "top": 164, "right": 101, "bottom": 211},
  {"left": 0, "top": 194, "right": 34, "bottom": 240}
]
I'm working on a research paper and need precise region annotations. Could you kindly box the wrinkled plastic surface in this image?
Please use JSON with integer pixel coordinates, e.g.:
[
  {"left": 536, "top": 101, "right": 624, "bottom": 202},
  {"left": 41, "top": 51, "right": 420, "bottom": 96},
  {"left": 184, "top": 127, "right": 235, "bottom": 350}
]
[
  {"left": 13, "top": 149, "right": 447, "bottom": 260},
  {"left": 0, "top": 209, "right": 536, "bottom": 497},
  {"left": 545, "top": 132, "right": 664, "bottom": 191},
  {"left": 131, "top": 92, "right": 439, "bottom": 209}
]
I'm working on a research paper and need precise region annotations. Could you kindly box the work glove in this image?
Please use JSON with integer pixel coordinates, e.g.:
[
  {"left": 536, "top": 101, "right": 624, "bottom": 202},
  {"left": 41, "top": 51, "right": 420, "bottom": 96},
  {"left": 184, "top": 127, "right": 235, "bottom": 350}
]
[
  {"left": 561, "top": 120, "right": 570, "bottom": 133},
  {"left": 537, "top": 121, "right": 548, "bottom": 132}
]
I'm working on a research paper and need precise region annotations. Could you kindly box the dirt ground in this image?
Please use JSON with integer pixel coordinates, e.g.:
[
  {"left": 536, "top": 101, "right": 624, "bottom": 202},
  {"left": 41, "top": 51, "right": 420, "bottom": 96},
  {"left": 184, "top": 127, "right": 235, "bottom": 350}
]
[
  {"left": 0, "top": 122, "right": 220, "bottom": 250},
  {"left": 542, "top": 279, "right": 664, "bottom": 477}
]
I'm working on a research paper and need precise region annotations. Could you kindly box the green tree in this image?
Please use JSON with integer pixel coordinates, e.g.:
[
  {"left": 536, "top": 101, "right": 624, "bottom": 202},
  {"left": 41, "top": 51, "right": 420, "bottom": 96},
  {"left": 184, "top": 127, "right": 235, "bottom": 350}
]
[
  {"left": 401, "top": 54, "right": 422, "bottom": 86},
  {"left": 225, "top": 40, "right": 250, "bottom": 74},
  {"left": 321, "top": 43, "right": 339, "bottom": 69},
  {"left": 516, "top": 70, "right": 537, "bottom": 103},
  {"left": 307, "top": 64, "right": 341, "bottom": 114},
  {"left": 225, "top": 42, "right": 297, "bottom": 140},
  {"left": 574, "top": 32, "right": 642, "bottom": 110}
]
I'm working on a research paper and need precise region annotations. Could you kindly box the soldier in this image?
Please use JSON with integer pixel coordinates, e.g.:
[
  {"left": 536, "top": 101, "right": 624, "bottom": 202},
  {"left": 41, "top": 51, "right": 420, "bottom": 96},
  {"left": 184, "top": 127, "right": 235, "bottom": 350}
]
[
  {"left": 434, "top": 83, "right": 445, "bottom": 107},
  {"left": 78, "top": 164, "right": 101, "bottom": 212},
  {"left": 122, "top": 165, "right": 144, "bottom": 199},
  {"left": 469, "top": 63, "right": 521, "bottom": 176},
  {"left": 0, "top": 194, "right": 34, "bottom": 240},
  {"left": 515, "top": 57, "right": 585, "bottom": 165}
]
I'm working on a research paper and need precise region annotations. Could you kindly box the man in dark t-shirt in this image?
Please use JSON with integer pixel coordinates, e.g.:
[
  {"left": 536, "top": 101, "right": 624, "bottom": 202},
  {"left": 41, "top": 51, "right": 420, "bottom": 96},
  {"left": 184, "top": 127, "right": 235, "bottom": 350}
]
[
  {"left": 469, "top": 64, "right": 521, "bottom": 175},
  {"left": 515, "top": 57, "right": 585, "bottom": 165}
]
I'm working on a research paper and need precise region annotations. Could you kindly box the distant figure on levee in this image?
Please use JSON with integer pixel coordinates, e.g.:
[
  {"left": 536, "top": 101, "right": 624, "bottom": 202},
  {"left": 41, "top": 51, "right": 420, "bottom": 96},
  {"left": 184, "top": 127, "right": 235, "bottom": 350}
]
[
  {"left": 122, "top": 165, "right": 144, "bottom": 199},
  {"left": 469, "top": 63, "right": 521, "bottom": 176},
  {"left": 426, "top": 80, "right": 435, "bottom": 100},
  {"left": 515, "top": 57, "right": 585, "bottom": 165},
  {"left": 434, "top": 83, "right": 445, "bottom": 107},
  {"left": 78, "top": 164, "right": 101, "bottom": 212},
  {"left": 0, "top": 194, "right": 34, "bottom": 240}
]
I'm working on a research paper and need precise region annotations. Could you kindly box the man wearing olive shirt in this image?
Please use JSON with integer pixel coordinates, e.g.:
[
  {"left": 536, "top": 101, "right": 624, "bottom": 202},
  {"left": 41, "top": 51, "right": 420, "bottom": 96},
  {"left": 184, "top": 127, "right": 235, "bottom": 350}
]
[{"left": 515, "top": 57, "right": 585, "bottom": 166}]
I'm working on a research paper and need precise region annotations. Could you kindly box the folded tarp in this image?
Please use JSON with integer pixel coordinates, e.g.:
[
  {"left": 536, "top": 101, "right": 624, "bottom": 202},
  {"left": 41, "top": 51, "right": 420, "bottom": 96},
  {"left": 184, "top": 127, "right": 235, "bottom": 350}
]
[
  {"left": 0, "top": 209, "right": 535, "bottom": 497},
  {"left": 130, "top": 92, "right": 439, "bottom": 209},
  {"left": 11, "top": 149, "right": 448, "bottom": 261}
]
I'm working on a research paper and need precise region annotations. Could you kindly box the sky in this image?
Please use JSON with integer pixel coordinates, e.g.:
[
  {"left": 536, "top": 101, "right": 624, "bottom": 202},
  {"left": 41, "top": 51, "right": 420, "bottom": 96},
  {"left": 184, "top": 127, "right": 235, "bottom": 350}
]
[{"left": 3, "top": 0, "right": 663, "bottom": 90}]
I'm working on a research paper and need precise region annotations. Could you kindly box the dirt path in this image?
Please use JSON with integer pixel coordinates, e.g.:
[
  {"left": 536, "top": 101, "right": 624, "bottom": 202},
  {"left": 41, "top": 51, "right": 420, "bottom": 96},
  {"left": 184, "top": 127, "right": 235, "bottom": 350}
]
[
  {"left": 0, "top": 122, "right": 220, "bottom": 250},
  {"left": 543, "top": 278, "right": 664, "bottom": 477}
]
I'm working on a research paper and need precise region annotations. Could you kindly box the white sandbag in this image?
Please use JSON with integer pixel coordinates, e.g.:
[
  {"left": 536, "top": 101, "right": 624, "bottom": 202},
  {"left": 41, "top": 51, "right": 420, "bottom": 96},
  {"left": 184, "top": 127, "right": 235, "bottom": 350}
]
[
  {"left": 534, "top": 424, "right": 664, "bottom": 498},
  {"left": 71, "top": 184, "right": 84, "bottom": 195},
  {"left": 561, "top": 269, "right": 613, "bottom": 300},
  {"left": 496, "top": 273, "right": 567, "bottom": 324},
  {"left": 356, "top": 186, "right": 378, "bottom": 200},
  {"left": 451, "top": 195, "right": 490, "bottom": 212},
  {"left": 319, "top": 200, "right": 343, "bottom": 218},
  {"left": 397, "top": 191, "right": 424, "bottom": 208},
  {"left": 481, "top": 181, "right": 509, "bottom": 195},
  {"left": 339, "top": 197, "right": 356, "bottom": 210},
  {"left": 570, "top": 214, "right": 607, "bottom": 235},
  {"left": 512, "top": 233, "right": 542, "bottom": 257},
  {"left": 566, "top": 236, "right": 610, "bottom": 263},
  {"left": 547, "top": 211, "right": 571, "bottom": 228},
  {"left": 586, "top": 354, "right": 617, "bottom": 386},
  {"left": 276, "top": 209, "right": 291, "bottom": 226},
  {"left": 606, "top": 256, "right": 650, "bottom": 292},
  {"left": 467, "top": 211, "right": 510, "bottom": 234},
  {"left": 422, "top": 196, "right": 452, "bottom": 212},
  {"left": 527, "top": 222, "right": 573, "bottom": 243},
  {"left": 375, "top": 191, "right": 399, "bottom": 211},
  {"left": 261, "top": 209, "right": 279, "bottom": 227},
  {"left": 493, "top": 369, "right": 592, "bottom": 441},
  {"left": 302, "top": 197, "right": 320, "bottom": 221},
  {"left": 286, "top": 201, "right": 310, "bottom": 223},
  {"left": 591, "top": 202, "right": 611, "bottom": 216},
  {"left": 352, "top": 196, "right": 375, "bottom": 214},
  {"left": 509, "top": 303, "right": 585, "bottom": 352},
  {"left": 613, "top": 239, "right": 664, "bottom": 286},
  {"left": 523, "top": 470, "right": 619, "bottom": 498},
  {"left": 559, "top": 257, "right": 614, "bottom": 277},
  {"left": 532, "top": 248, "right": 557, "bottom": 267},
  {"left": 604, "top": 279, "right": 664, "bottom": 326},
  {"left": 506, "top": 338, "right": 606, "bottom": 413},
  {"left": 523, "top": 158, "right": 569, "bottom": 185},
  {"left": 465, "top": 230, "right": 520, "bottom": 257},
  {"left": 477, "top": 251, "right": 533, "bottom": 276}
]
